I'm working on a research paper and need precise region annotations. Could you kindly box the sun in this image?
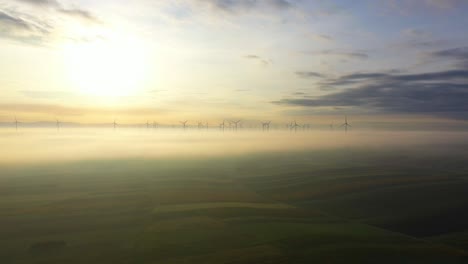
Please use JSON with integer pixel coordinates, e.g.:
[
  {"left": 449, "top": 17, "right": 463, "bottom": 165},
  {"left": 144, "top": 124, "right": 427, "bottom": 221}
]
[{"left": 63, "top": 33, "right": 148, "bottom": 97}]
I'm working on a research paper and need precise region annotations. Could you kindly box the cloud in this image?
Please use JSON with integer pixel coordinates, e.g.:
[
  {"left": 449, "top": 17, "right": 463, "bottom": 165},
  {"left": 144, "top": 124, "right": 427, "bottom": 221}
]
[
  {"left": 431, "top": 46, "right": 468, "bottom": 68},
  {"left": 274, "top": 76, "right": 468, "bottom": 118},
  {"left": 0, "top": 0, "right": 100, "bottom": 45},
  {"left": 196, "top": 0, "right": 294, "bottom": 13},
  {"left": 0, "top": 10, "right": 32, "bottom": 31},
  {"left": 424, "top": 0, "right": 465, "bottom": 9},
  {"left": 0, "top": 10, "right": 50, "bottom": 44},
  {"left": 275, "top": 47, "right": 468, "bottom": 118},
  {"left": 293, "top": 92, "right": 306, "bottom": 95},
  {"left": 383, "top": 0, "right": 467, "bottom": 14},
  {"left": 303, "top": 49, "right": 369, "bottom": 60},
  {"left": 14, "top": 0, "right": 99, "bottom": 22},
  {"left": 56, "top": 8, "right": 99, "bottom": 23},
  {"left": 311, "top": 34, "right": 333, "bottom": 41},
  {"left": 0, "top": 103, "right": 168, "bottom": 117},
  {"left": 244, "top": 54, "right": 271, "bottom": 66},
  {"left": 14, "top": 0, "right": 59, "bottom": 7},
  {"left": 402, "top": 28, "right": 429, "bottom": 37},
  {"left": 295, "top": 71, "right": 325, "bottom": 78}
]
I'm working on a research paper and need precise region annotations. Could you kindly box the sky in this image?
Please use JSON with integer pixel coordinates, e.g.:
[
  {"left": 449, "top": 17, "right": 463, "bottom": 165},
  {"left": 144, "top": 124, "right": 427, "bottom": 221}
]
[{"left": 0, "top": 0, "right": 468, "bottom": 127}]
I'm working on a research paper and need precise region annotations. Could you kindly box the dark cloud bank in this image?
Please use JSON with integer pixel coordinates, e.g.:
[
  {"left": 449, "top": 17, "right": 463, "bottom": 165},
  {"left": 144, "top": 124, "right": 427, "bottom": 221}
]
[{"left": 276, "top": 47, "right": 468, "bottom": 119}]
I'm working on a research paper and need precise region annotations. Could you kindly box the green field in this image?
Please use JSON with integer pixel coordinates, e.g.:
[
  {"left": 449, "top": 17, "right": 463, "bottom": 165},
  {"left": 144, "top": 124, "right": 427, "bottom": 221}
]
[{"left": 1, "top": 145, "right": 468, "bottom": 263}]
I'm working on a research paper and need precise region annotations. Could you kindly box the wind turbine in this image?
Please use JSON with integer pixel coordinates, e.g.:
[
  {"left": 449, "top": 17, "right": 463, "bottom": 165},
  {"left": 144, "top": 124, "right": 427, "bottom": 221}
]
[
  {"left": 56, "top": 119, "right": 61, "bottom": 131},
  {"left": 292, "top": 120, "right": 300, "bottom": 132},
  {"left": 220, "top": 120, "right": 226, "bottom": 131},
  {"left": 14, "top": 116, "right": 23, "bottom": 131},
  {"left": 113, "top": 119, "right": 118, "bottom": 130},
  {"left": 180, "top": 120, "right": 188, "bottom": 130},
  {"left": 340, "top": 116, "right": 351, "bottom": 132},
  {"left": 232, "top": 120, "right": 241, "bottom": 131},
  {"left": 14, "top": 116, "right": 20, "bottom": 131},
  {"left": 153, "top": 121, "right": 158, "bottom": 129},
  {"left": 262, "top": 121, "right": 271, "bottom": 131},
  {"left": 146, "top": 120, "right": 150, "bottom": 129}
]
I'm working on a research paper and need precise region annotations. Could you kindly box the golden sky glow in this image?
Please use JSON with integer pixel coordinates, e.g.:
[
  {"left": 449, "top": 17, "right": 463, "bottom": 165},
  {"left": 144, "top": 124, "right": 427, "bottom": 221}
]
[
  {"left": 62, "top": 32, "right": 150, "bottom": 97},
  {"left": 1, "top": 0, "right": 468, "bottom": 127}
]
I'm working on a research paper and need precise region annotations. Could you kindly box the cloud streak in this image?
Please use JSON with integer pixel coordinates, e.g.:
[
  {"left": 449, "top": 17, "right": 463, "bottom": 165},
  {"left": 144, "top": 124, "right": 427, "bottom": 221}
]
[
  {"left": 295, "top": 71, "right": 325, "bottom": 78},
  {"left": 0, "top": 10, "right": 51, "bottom": 44},
  {"left": 302, "top": 49, "right": 369, "bottom": 60},
  {"left": 244, "top": 54, "right": 271, "bottom": 66},
  {"left": 0, "top": 103, "right": 168, "bottom": 117},
  {"left": 431, "top": 47, "right": 468, "bottom": 68},
  {"left": 197, "top": 0, "right": 294, "bottom": 13},
  {"left": 276, "top": 47, "right": 468, "bottom": 118},
  {"left": 0, "top": 0, "right": 100, "bottom": 45}
]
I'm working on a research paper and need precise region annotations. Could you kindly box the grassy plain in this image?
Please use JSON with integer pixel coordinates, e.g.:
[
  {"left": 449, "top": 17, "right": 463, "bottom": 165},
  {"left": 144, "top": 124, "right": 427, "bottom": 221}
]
[{"left": 1, "top": 142, "right": 468, "bottom": 263}]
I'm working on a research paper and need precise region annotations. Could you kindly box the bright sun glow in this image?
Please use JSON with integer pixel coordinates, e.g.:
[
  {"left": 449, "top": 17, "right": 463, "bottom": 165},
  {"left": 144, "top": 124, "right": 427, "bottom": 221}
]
[{"left": 63, "top": 32, "right": 149, "bottom": 97}]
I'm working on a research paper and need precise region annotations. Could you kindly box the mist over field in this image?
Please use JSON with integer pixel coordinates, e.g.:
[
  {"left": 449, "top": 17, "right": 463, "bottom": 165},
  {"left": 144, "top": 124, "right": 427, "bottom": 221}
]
[
  {"left": 2, "top": 128, "right": 468, "bottom": 263},
  {"left": 2, "top": 0, "right": 468, "bottom": 262},
  {"left": 1, "top": 128, "right": 467, "bottom": 164}
]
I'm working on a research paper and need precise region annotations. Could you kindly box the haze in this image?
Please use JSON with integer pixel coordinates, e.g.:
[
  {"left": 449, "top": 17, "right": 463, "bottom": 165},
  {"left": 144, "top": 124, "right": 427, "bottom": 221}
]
[
  {"left": 2, "top": 1, "right": 468, "bottom": 263},
  {"left": 1, "top": 0, "right": 468, "bottom": 126},
  {"left": 0, "top": 128, "right": 466, "bottom": 164}
]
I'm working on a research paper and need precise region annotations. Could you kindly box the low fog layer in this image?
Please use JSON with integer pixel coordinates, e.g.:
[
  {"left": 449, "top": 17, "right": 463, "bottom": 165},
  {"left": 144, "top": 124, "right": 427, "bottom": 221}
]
[{"left": 0, "top": 128, "right": 467, "bottom": 164}]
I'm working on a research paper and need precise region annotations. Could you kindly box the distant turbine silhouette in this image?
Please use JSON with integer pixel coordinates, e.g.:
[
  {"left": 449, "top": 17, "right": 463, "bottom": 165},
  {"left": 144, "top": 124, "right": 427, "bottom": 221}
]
[
  {"left": 197, "top": 122, "right": 204, "bottom": 130},
  {"left": 56, "top": 119, "right": 61, "bottom": 131},
  {"left": 220, "top": 120, "right": 226, "bottom": 131},
  {"left": 292, "top": 120, "right": 300, "bottom": 132},
  {"left": 146, "top": 120, "right": 150, "bottom": 129},
  {"left": 153, "top": 121, "right": 158, "bottom": 129},
  {"left": 340, "top": 116, "right": 351, "bottom": 132},
  {"left": 180, "top": 120, "right": 188, "bottom": 130},
  {"left": 14, "top": 116, "right": 20, "bottom": 131},
  {"left": 261, "top": 121, "right": 271, "bottom": 131},
  {"left": 113, "top": 119, "right": 118, "bottom": 130},
  {"left": 232, "top": 120, "right": 241, "bottom": 131}
]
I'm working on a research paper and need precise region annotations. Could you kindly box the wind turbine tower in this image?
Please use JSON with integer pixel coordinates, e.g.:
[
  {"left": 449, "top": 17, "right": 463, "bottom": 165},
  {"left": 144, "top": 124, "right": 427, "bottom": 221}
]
[
  {"left": 262, "top": 121, "right": 271, "bottom": 131},
  {"left": 292, "top": 120, "right": 300, "bottom": 132},
  {"left": 232, "top": 120, "right": 241, "bottom": 131},
  {"left": 180, "top": 120, "right": 188, "bottom": 130},
  {"left": 14, "top": 116, "right": 20, "bottom": 131},
  {"left": 340, "top": 116, "right": 351, "bottom": 132},
  {"left": 220, "top": 120, "right": 226, "bottom": 132}
]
